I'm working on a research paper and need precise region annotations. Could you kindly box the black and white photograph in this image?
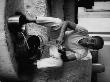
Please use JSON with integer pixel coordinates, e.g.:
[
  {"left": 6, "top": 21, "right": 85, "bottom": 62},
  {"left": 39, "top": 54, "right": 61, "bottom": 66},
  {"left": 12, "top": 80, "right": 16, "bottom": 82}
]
[{"left": 0, "top": 0, "right": 110, "bottom": 82}]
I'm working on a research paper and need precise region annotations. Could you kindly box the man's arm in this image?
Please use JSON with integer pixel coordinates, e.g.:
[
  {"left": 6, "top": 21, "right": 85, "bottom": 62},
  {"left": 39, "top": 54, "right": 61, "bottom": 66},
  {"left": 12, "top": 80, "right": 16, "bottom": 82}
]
[
  {"left": 67, "top": 21, "right": 88, "bottom": 35},
  {"left": 31, "top": 16, "right": 63, "bottom": 28},
  {"left": 56, "top": 21, "right": 77, "bottom": 44},
  {"left": 75, "top": 25, "right": 88, "bottom": 35},
  {"left": 56, "top": 21, "right": 68, "bottom": 44},
  {"left": 27, "top": 16, "right": 88, "bottom": 35},
  {"left": 57, "top": 21, "right": 88, "bottom": 44}
]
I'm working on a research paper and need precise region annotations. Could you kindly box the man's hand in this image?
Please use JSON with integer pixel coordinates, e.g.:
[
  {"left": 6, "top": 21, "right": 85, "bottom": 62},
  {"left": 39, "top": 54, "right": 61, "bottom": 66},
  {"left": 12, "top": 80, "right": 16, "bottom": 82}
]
[
  {"left": 56, "top": 37, "right": 63, "bottom": 45},
  {"left": 25, "top": 11, "right": 36, "bottom": 21},
  {"left": 75, "top": 25, "right": 88, "bottom": 35}
]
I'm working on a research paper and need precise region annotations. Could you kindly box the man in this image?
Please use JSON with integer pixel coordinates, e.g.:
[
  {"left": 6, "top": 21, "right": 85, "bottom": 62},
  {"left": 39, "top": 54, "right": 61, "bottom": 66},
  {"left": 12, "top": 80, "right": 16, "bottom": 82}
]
[
  {"left": 25, "top": 16, "right": 89, "bottom": 68},
  {"left": 59, "top": 21, "right": 104, "bottom": 61},
  {"left": 23, "top": 16, "right": 104, "bottom": 69},
  {"left": 25, "top": 16, "right": 85, "bottom": 41},
  {"left": 26, "top": 16, "right": 79, "bottom": 69}
]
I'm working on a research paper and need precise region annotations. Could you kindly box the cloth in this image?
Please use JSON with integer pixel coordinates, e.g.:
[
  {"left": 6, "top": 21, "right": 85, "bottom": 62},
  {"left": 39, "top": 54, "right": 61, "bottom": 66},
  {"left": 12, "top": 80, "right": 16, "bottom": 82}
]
[
  {"left": 36, "top": 16, "right": 63, "bottom": 30},
  {"left": 36, "top": 45, "right": 63, "bottom": 69},
  {"left": 36, "top": 57, "right": 63, "bottom": 69},
  {"left": 64, "top": 30, "right": 92, "bottom": 60},
  {"left": 66, "top": 50, "right": 92, "bottom": 60},
  {"left": 36, "top": 16, "right": 64, "bottom": 40}
]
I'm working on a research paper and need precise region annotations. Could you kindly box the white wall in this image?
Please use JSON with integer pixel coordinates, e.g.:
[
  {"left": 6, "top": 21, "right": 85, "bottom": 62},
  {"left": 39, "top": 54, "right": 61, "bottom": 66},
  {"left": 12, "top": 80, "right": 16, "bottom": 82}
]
[{"left": 78, "top": 2, "right": 110, "bottom": 81}]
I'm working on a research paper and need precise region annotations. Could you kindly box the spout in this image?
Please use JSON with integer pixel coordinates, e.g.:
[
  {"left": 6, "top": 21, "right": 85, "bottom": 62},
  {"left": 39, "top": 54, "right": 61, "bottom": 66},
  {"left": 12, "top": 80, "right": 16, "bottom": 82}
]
[
  {"left": 8, "top": 14, "right": 36, "bottom": 26},
  {"left": 8, "top": 16, "right": 20, "bottom": 24}
]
